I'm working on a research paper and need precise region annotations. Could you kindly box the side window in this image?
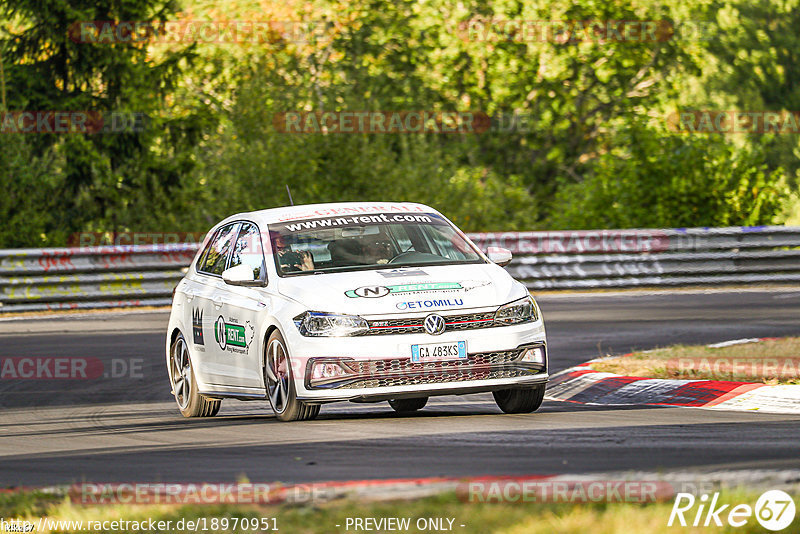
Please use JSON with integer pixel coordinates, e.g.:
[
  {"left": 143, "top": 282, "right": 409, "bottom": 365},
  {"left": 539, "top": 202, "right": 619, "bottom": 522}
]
[
  {"left": 198, "top": 223, "right": 240, "bottom": 275},
  {"left": 195, "top": 230, "right": 219, "bottom": 271},
  {"left": 229, "top": 223, "right": 266, "bottom": 280}
]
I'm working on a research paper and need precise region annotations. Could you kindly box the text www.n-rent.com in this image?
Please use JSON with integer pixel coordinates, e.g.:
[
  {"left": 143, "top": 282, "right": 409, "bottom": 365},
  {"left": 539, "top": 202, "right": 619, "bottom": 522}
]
[{"left": 283, "top": 214, "right": 431, "bottom": 232}]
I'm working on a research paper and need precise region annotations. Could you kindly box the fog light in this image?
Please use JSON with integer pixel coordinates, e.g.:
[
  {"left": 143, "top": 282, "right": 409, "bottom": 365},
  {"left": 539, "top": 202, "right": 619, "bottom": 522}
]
[
  {"left": 520, "top": 346, "right": 545, "bottom": 365},
  {"left": 312, "top": 362, "right": 349, "bottom": 380},
  {"left": 308, "top": 359, "right": 355, "bottom": 388}
]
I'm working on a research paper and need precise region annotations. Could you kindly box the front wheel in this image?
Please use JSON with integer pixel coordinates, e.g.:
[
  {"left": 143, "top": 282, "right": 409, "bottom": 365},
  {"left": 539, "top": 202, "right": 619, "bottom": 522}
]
[
  {"left": 388, "top": 397, "right": 428, "bottom": 412},
  {"left": 169, "top": 333, "right": 221, "bottom": 418},
  {"left": 493, "top": 384, "right": 546, "bottom": 414},
  {"left": 264, "top": 330, "right": 320, "bottom": 422}
]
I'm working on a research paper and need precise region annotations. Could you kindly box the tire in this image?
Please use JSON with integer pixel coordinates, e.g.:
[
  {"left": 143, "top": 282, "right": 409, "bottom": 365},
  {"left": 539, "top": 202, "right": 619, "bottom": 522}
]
[
  {"left": 169, "top": 333, "right": 221, "bottom": 418},
  {"left": 493, "top": 384, "right": 545, "bottom": 414},
  {"left": 388, "top": 397, "right": 428, "bottom": 412},
  {"left": 264, "top": 330, "right": 320, "bottom": 422}
]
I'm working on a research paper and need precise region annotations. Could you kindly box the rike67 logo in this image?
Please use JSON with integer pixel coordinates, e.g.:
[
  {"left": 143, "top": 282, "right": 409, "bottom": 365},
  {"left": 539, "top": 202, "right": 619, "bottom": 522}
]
[{"left": 669, "top": 490, "right": 796, "bottom": 531}]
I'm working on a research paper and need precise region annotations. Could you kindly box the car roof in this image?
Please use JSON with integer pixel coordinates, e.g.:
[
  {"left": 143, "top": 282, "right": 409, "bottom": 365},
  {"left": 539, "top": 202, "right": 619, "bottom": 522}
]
[{"left": 216, "top": 201, "right": 442, "bottom": 227}]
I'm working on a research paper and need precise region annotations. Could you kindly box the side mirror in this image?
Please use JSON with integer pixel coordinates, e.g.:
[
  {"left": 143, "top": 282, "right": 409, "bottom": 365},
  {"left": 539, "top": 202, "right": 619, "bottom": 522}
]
[
  {"left": 222, "top": 264, "right": 265, "bottom": 287},
  {"left": 487, "top": 247, "right": 513, "bottom": 267}
]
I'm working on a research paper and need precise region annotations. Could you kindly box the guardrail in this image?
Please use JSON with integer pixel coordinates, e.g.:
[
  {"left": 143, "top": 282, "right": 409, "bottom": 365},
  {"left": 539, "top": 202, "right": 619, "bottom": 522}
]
[
  {"left": 0, "top": 244, "right": 198, "bottom": 313},
  {"left": 0, "top": 226, "right": 797, "bottom": 312},
  {"left": 471, "top": 226, "right": 800, "bottom": 290}
]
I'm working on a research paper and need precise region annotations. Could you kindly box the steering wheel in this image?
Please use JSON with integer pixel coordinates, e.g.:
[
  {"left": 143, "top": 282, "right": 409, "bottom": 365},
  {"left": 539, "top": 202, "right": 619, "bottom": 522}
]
[{"left": 388, "top": 251, "right": 418, "bottom": 264}]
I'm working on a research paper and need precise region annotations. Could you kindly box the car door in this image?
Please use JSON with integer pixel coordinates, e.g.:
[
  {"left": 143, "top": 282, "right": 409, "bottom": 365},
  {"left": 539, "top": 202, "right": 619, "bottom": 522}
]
[
  {"left": 192, "top": 222, "right": 240, "bottom": 385},
  {"left": 215, "top": 221, "right": 269, "bottom": 388}
]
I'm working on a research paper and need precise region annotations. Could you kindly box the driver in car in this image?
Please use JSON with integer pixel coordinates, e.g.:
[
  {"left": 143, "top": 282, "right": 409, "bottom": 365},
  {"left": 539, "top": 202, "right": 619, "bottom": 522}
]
[{"left": 273, "top": 233, "right": 315, "bottom": 272}]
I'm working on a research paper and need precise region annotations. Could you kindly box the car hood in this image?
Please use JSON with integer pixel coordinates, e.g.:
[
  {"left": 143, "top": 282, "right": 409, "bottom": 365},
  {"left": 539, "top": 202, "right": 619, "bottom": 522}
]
[{"left": 274, "top": 263, "right": 526, "bottom": 317}]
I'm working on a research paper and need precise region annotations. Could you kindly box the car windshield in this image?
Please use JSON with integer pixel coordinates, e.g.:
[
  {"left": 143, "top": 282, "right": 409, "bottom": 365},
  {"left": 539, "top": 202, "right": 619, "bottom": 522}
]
[{"left": 268, "top": 212, "right": 484, "bottom": 276}]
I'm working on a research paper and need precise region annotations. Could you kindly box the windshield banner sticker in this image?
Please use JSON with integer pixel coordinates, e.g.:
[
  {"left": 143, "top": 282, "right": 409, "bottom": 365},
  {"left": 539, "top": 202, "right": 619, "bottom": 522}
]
[{"left": 274, "top": 213, "right": 438, "bottom": 233}]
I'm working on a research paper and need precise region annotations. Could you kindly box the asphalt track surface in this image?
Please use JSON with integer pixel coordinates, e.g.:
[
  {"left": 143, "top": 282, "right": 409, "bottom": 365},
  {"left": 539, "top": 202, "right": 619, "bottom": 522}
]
[{"left": 1, "top": 288, "right": 799, "bottom": 487}]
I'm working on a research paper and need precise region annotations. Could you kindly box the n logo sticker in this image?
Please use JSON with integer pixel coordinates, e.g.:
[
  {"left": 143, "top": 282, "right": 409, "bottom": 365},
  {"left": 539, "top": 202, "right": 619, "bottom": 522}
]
[{"left": 349, "top": 286, "right": 391, "bottom": 298}]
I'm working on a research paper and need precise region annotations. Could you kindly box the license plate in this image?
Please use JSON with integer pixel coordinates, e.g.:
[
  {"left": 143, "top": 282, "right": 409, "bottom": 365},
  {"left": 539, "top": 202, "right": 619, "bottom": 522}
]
[{"left": 411, "top": 341, "right": 467, "bottom": 362}]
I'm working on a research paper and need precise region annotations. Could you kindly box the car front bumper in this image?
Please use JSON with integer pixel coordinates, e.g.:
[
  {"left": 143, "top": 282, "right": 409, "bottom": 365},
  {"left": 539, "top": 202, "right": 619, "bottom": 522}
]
[{"left": 284, "top": 315, "right": 548, "bottom": 402}]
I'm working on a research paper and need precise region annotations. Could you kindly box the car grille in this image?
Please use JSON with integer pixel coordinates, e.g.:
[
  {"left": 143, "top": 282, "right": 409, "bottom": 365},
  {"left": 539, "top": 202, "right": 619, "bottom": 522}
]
[
  {"left": 338, "top": 367, "right": 537, "bottom": 389},
  {"left": 346, "top": 348, "right": 523, "bottom": 375},
  {"left": 363, "top": 311, "right": 496, "bottom": 336},
  {"left": 309, "top": 347, "right": 546, "bottom": 390}
]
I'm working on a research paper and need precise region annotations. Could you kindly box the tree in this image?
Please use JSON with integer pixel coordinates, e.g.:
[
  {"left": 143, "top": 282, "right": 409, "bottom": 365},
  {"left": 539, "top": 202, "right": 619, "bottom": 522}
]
[
  {"left": 550, "top": 123, "right": 789, "bottom": 229},
  {"left": 1, "top": 0, "right": 209, "bottom": 239}
]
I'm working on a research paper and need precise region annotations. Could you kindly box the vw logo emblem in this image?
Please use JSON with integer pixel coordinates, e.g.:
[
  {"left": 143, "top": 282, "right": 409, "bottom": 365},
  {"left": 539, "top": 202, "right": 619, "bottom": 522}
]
[{"left": 423, "top": 314, "right": 446, "bottom": 335}]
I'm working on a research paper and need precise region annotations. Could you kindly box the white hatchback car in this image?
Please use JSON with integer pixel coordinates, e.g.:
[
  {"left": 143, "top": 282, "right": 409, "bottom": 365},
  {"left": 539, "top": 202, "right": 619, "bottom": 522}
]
[{"left": 166, "top": 202, "right": 548, "bottom": 421}]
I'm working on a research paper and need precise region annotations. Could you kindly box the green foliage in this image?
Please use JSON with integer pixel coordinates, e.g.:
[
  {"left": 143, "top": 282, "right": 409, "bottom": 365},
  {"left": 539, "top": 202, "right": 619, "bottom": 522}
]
[
  {"left": 0, "top": 0, "right": 211, "bottom": 242},
  {"left": 550, "top": 124, "right": 789, "bottom": 229},
  {"left": 0, "top": 135, "right": 58, "bottom": 247},
  {"left": 190, "top": 46, "right": 535, "bottom": 232},
  {"left": 427, "top": 0, "right": 699, "bottom": 207},
  {"left": 0, "top": 0, "right": 797, "bottom": 247}
]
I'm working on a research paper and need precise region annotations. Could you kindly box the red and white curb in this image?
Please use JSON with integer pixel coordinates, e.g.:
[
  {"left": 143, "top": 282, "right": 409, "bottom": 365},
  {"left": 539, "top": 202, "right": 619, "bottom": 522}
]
[{"left": 546, "top": 338, "right": 800, "bottom": 414}]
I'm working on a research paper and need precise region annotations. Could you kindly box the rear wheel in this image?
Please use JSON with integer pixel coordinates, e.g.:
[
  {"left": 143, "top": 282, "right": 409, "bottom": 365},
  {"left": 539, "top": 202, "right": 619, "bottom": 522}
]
[
  {"left": 169, "top": 333, "right": 221, "bottom": 417},
  {"left": 493, "top": 384, "right": 545, "bottom": 414},
  {"left": 264, "top": 330, "right": 320, "bottom": 422},
  {"left": 388, "top": 397, "right": 428, "bottom": 412}
]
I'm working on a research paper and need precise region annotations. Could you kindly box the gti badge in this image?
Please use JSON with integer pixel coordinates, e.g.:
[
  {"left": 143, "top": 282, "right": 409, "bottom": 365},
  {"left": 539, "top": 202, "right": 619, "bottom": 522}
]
[
  {"left": 192, "top": 308, "right": 204, "bottom": 345},
  {"left": 423, "top": 313, "right": 446, "bottom": 335}
]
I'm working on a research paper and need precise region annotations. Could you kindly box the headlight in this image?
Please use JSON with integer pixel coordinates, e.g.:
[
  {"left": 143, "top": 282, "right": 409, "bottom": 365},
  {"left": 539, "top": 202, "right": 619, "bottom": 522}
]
[
  {"left": 494, "top": 295, "right": 538, "bottom": 325},
  {"left": 294, "top": 311, "right": 369, "bottom": 337}
]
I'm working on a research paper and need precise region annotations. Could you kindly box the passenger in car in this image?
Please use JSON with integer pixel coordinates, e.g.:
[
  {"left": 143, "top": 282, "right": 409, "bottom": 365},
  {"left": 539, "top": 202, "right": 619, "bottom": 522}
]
[{"left": 327, "top": 239, "right": 363, "bottom": 266}]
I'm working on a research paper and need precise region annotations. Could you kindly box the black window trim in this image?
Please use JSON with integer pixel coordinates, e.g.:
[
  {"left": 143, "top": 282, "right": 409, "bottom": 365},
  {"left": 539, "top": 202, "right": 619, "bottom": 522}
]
[
  {"left": 229, "top": 220, "right": 269, "bottom": 286},
  {"left": 195, "top": 221, "right": 242, "bottom": 279},
  {"left": 195, "top": 228, "right": 221, "bottom": 275},
  {"left": 196, "top": 220, "right": 268, "bottom": 285}
]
